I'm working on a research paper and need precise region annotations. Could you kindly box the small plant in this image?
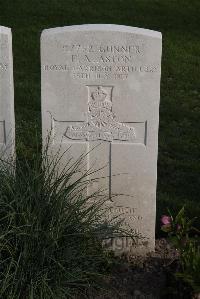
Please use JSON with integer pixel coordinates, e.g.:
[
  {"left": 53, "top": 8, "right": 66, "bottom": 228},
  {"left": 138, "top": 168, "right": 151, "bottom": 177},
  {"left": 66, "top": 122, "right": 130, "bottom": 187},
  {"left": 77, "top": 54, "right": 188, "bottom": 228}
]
[
  {"left": 176, "top": 240, "right": 200, "bottom": 295},
  {"left": 161, "top": 207, "right": 200, "bottom": 296},
  {"left": 0, "top": 146, "right": 140, "bottom": 299}
]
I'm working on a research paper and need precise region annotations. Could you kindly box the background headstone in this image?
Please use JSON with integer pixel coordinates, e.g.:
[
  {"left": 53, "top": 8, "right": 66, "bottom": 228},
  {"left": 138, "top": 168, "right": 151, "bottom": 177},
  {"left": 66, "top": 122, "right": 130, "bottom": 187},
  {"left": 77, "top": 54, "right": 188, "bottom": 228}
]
[
  {"left": 0, "top": 26, "right": 15, "bottom": 161},
  {"left": 41, "top": 24, "right": 162, "bottom": 254}
]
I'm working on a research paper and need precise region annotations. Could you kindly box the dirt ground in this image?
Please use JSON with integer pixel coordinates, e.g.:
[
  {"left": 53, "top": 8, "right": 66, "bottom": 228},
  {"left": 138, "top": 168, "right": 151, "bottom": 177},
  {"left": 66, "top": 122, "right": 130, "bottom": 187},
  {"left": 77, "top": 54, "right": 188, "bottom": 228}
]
[{"left": 83, "top": 239, "right": 194, "bottom": 299}]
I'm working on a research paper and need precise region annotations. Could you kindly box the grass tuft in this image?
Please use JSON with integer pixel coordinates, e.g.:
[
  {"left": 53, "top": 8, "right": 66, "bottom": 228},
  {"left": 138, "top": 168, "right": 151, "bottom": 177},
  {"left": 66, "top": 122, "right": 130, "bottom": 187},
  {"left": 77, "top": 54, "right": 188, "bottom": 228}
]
[{"left": 0, "top": 145, "right": 140, "bottom": 299}]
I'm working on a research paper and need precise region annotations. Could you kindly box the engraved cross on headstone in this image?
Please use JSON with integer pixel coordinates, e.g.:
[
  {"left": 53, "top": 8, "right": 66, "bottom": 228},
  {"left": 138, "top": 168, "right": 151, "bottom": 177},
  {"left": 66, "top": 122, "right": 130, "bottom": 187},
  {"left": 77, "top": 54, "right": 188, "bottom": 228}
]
[{"left": 53, "top": 85, "right": 146, "bottom": 199}]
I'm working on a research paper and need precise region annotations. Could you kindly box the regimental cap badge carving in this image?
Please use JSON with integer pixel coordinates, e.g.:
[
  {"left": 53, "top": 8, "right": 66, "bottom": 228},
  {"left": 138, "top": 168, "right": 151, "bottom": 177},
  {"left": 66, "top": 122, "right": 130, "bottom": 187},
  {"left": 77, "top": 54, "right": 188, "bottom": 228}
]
[
  {"left": 91, "top": 86, "right": 107, "bottom": 102},
  {"left": 64, "top": 85, "right": 136, "bottom": 142}
]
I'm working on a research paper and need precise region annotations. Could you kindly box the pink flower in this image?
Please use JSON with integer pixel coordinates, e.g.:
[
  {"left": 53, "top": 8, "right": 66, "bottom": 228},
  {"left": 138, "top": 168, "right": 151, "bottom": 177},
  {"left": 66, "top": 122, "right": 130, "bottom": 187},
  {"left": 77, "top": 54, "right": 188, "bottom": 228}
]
[
  {"left": 161, "top": 215, "right": 172, "bottom": 225},
  {"left": 161, "top": 215, "right": 173, "bottom": 233}
]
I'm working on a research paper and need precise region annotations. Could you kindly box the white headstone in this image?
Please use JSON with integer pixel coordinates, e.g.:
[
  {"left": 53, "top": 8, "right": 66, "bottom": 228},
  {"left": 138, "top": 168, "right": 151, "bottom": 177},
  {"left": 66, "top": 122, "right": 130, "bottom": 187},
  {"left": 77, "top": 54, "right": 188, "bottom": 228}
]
[
  {"left": 0, "top": 26, "right": 15, "bottom": 161},
  {"left": 41, "top": 24, "right": 162, "bottom": 254}
]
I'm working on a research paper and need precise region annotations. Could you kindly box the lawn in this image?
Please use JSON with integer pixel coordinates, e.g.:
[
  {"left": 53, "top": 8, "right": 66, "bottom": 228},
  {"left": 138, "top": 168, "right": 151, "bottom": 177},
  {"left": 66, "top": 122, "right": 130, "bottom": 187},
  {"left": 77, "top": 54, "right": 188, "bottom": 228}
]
[{"left": 1, "top": 0, "right": 200, "bottom": 230}]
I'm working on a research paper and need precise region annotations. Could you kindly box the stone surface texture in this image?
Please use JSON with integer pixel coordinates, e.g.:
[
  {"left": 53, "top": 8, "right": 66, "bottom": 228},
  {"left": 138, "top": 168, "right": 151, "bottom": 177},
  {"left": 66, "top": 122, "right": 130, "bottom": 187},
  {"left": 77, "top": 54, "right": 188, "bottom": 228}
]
[
  {"left": 0, "top": 26, "right": 15, "bottom": 160},
  {"left": 41, "top": 24, "right": 162, "bottom": 254}
]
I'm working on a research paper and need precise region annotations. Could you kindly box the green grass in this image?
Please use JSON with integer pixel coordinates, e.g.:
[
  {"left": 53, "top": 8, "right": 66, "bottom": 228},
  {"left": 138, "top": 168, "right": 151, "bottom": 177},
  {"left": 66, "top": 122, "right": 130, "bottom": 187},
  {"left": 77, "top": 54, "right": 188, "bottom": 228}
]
[{"left": 0, "top": 0, "right": 200, "bottom": 230}]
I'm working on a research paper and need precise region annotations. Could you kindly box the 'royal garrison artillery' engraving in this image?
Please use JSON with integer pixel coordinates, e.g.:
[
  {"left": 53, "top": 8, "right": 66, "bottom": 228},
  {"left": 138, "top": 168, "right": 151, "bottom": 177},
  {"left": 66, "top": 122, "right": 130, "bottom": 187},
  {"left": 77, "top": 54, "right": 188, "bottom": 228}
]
[{"left": 65, "top": 85, "right": 136, "bottom": 142}]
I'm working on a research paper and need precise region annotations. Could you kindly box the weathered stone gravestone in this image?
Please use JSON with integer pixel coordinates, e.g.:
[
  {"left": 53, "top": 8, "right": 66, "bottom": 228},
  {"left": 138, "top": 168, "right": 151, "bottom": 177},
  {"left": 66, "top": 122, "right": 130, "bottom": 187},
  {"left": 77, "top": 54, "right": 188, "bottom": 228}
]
[
  {"left": 0, "top": 26, "right": 15, "bottom": 161},
  {"left": 41, "top": 24, "right": 162, "bottom": 254}
]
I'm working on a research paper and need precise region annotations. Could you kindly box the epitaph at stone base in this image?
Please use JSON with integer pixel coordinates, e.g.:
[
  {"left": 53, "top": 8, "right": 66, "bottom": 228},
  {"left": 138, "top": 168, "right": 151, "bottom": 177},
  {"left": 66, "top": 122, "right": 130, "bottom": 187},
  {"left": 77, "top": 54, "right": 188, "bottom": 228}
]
[{"left": 41, "top": 24, "right": 162, "bottom": 255}]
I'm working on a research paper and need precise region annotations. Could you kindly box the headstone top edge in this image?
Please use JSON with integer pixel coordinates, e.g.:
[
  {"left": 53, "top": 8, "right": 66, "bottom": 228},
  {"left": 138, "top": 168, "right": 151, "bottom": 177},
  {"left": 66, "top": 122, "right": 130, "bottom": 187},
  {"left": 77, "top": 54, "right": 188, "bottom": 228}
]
[
  {"left": 0, "top": 26, "right": 11, "bottom": 34},
  {"left": 41, "top": 24, "right": 162, "bottom": 39}
]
